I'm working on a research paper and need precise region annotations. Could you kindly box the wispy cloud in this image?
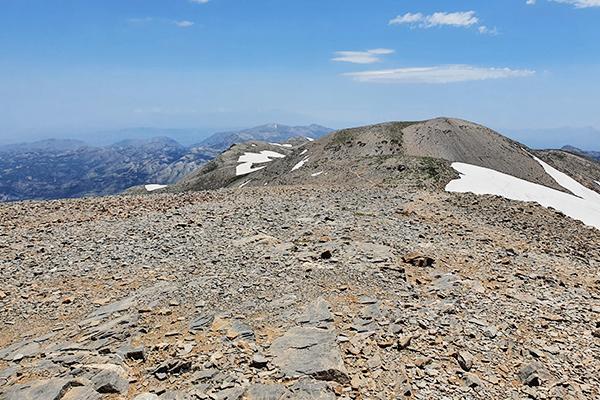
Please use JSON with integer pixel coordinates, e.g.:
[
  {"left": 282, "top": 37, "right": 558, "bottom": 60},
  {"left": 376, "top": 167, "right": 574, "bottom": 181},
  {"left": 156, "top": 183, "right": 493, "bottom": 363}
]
[
  {"left": 344, "top": 65, "right": 535, "bottom": 84},
  {"left": 548, "top": 0, "right": 600, "bottom": 7},
  {"left": 528, "top": 0, "right": 600, "bottom": 7},
  {"left": 332, "top": 49, "right": 395, "bottom": 64},
  {"left": 174, "top": 21, "right": 194, "bottom": 27},
  {"left": 190, "top": 0, "right": 211, "bottom": 3},
  {"left": 389, "top": 11, "right": 479, "bottom": 28},
  {"left": 478, "top": 26, "right": 499, "bottom": 35},
  {"left": 128, "top": 17, "right": 153, "bottom": 23}
]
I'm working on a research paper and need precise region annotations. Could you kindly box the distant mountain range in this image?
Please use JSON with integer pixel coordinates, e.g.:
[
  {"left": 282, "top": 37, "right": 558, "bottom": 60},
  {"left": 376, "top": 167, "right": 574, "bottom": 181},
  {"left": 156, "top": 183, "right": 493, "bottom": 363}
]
[
  {"left": 192, "top": 123, "right": 333, "bottom": 151},
  {"left": 0, "top": 123, "right": 333, "bottom": 202},
  {"left": 562, "top": 145, "right": 600, "bottom": 161}
]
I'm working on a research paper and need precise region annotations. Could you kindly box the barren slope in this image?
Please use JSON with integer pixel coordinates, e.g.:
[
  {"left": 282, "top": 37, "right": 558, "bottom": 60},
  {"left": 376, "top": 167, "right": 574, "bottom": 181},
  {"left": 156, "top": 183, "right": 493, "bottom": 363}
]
[{"left": 1, "top": 185, "right": 600, "bottom": 399}]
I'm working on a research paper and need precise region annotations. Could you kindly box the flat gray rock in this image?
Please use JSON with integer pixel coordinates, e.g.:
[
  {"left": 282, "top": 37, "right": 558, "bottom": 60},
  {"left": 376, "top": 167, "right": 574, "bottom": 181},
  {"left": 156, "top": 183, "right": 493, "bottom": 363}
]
[
  {"left": 0, "top": 341, "right": 29, "bottom": 361},
  {"left": 94, "top": 296, "right": 136, "bottom": 317},
  {"left": 211, "top": 387, "right": 245, "bottom": 400},
  {"left": 244, "top": 384, "right": 289, "bottom": 400},
  {"left": 61, "top": 386, "right": 102, "bottom": 400},
  {"left": 4, "top": 342, "right": 40, "bottom": 362},
  {"left": 0, "top": 366, "right": 19, "bottom": 380},
  {"left": 0, "top": 379, "right": 71, "bottom": 400},
  {"left": 295, "top": 298, "right": 333, "bottom": 327},
  {"left": 287, "top": 379, "right": 336, "bottom": 400},
  {"left": 159, "top": 391, "right": 191, "bottom": 400},
  {"left": 133, "top": 394, "right": 159, "bottom": 400},
  {"left": 231, "top": 320, "right": 255, "bottom": 341},
  {"left": 269, "top": 327, "right": 348, "bottom": 384},
  {"left": 189, "top": 313, "right": 214, "bottom": 330},
  {"left": 91, "top": 370, "right": 129, "bottom": 394}
]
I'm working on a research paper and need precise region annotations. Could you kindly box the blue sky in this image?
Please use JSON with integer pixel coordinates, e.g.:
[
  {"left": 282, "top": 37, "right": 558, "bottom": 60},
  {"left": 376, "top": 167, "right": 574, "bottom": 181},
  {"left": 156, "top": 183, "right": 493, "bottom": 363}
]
[{"left": 1, "top": 0, "right": 600, "bottom": 148}]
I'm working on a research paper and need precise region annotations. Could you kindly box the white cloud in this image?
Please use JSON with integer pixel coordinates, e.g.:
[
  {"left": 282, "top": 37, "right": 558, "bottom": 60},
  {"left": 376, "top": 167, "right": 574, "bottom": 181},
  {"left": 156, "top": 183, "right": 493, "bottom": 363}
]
[
  {"left": 389, "top": 11, "right": 479, "bottom": 28},
  {"left": 389, "top": 12, "right": 423, "bottom": 24},
  {"left": 478, "top": 26, "right": 499, "bottom": 35},
  {"left": 174, "top": 20, "right": 194, "bottom": 27},
  {"left": 549, "top": 0, "right": 600, "bottom": 7},
  {"left": 526, "top": 0, "right": 536, "bottom": 4},
  {"left": 190, "top": 0, "right": 211, "bottom": 3},
  {"left": 344, "top": 65, "right": 535, "bottom": 84},
  {"left": 332, "top": 49, "right": 395, "bottom": 64}
]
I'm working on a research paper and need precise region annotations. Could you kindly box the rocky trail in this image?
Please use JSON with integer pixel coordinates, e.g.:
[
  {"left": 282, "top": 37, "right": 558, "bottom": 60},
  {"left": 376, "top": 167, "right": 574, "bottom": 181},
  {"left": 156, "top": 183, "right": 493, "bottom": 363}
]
[{"left": 1, "top": 185, "right": 599, "bottom": 400}]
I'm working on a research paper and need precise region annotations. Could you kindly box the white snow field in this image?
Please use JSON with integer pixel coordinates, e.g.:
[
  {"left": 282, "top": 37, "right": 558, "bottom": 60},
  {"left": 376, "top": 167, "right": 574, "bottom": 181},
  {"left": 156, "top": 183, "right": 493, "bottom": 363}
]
[
  {"left": 236, "top": 151, "right": 286, "bottom": 176},
  {"left": 311, "top": 171, "right": 324, "bottom": 177},
  {"left": 145, "top": 184, "right": 168, "bottom": 191},
  {"left": 446, "top": 162, "right": 600, "bottom": 230},
  {"left": 291, "top": 156, "right": 309, "bottom": 172}
]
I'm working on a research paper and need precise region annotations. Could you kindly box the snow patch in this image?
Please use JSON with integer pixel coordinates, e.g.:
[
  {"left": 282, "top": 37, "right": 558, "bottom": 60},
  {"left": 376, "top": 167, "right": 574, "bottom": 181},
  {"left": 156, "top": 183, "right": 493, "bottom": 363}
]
[
  {"left": 300, "top": 149, "right": 308, "bottom": 155},
  {"left": 533, "top": 155, "right": 600, "bottom": 202},
  {"left": 145, "top": 184, "right": 167, "bottom": 192},
  {"left": 306, "top": 137, "right": 314, "bottom": 141},
  {"left": 291, "top": 156, "right": 309, "bottom": 172},
  {"left": 239, "top": 180, "right": 252, "bottom": 188},
  {"left": 311, "top": 171, "right": 324, "bottom": 177},
  {"left": 270, "top": 143, "right": 293, "bottom": 148},
  {"left": 596, "top": 181, "right": 600, "bottom": 187},
  {"left": 236, "top": 151, "right": 286, "bottom": 176},
  {"left": 446, "top": 162, "right": 600, "bottom": 230}
]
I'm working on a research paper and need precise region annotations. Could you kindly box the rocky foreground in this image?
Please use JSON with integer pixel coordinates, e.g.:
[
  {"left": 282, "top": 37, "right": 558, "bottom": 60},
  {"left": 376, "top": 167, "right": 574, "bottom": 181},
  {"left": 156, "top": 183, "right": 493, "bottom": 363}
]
[{"left": 0, "top": 185, "right": 599, "bottom": 400}]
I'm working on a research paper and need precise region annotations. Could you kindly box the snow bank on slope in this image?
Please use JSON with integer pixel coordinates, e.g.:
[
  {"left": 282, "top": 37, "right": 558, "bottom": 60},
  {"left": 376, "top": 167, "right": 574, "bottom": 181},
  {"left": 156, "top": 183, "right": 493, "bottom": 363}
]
[
  {"left": 291, "top": 156, "right": 309, "bottom": 172},
  {"left": 530, "top": 155, "right": 600, "bottom": 203},
  {"left": 145, "top": 184, "right": 167, "bottom": 191},
  {"left": 446, "top": 162, "right": 600, "bottom": 230},
  {"left": 236, "top": 151, "right": 286, "bottom": 176}
]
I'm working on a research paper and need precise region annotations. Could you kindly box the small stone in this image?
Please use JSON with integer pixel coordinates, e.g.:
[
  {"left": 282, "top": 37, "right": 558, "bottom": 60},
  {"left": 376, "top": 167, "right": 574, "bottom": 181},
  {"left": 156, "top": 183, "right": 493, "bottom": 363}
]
[
  {"left": 62, "top": 386, "right": 102, "bottom": 400},
  {"left": 400, "top": 384, "right": 412, "bottom": 397},
  {"left": 250, "top": 353, "right": 269, "bottom": 368},
  {"left": 133, "top": 394, "right": 159, "bottom": 400},
  {"left": 464, "top": 373, "right": 484, "bottom": 388},
  {"left": 126, "top": 346, "right": 147, "bottom": 361},
  {"left": 320, "top": 249, "right": 332, "bottom": 259},
  {"left": 398, "top": 334, "right": 412, "bottom": 349},
  {"left": 92, "top": 370, "right": 130, "bottom": 394},
  {"left": 413, "top": 356, "right": 431, "bottom": 368},
  {"left": 189, "top": 314, "right": 214, "bottom": 330},
  {"left": 483, "top": 325, "right": 498, "bottom": 338},
  {"left": 518, "top": 364, "right": 541, "bottom": 387},
  {"left": 457, "top": 351, "right": 474, "bottom": 372}
]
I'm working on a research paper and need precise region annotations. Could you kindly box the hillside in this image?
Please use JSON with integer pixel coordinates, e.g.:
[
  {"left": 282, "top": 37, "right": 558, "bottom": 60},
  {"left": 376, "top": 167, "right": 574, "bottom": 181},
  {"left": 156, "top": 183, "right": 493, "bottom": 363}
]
[
  {"left": 155, "top": 118, "right": 600, "bottom": 197},
  {"left": 0, "top": 185, "right": 599, "bottom": 399},
  {"left": 2, "top": 117, "right": 600, "bottom": 400}
]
